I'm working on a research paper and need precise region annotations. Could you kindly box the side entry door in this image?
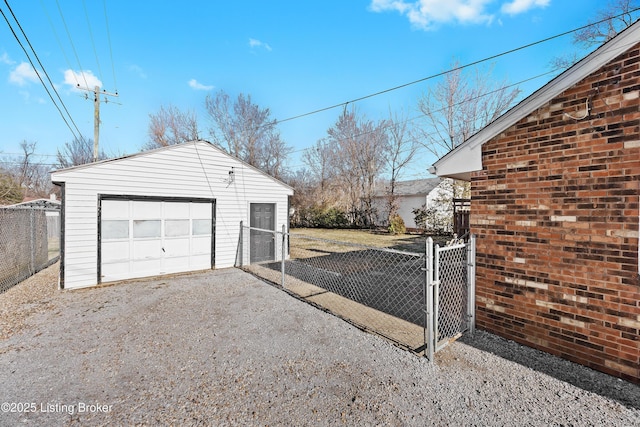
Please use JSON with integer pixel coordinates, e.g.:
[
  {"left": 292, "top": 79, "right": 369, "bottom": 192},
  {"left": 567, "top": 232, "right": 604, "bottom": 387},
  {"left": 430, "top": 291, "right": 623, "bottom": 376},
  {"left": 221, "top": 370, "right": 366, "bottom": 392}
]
[{"left": 250, "top": 203, "right": 275, "bottom": 263}]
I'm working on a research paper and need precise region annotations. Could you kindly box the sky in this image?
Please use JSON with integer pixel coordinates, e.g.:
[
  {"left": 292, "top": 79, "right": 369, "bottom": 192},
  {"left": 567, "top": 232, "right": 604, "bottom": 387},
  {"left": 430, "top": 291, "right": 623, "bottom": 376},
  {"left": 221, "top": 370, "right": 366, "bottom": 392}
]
[{"left": 0, "top": 0, "right": 636, "bottom": 179}]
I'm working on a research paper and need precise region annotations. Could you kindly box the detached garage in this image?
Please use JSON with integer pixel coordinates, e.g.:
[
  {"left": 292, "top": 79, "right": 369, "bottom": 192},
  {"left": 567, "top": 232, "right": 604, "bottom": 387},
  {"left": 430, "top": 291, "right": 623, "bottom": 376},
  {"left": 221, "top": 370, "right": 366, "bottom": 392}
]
[{"left": 51, "top": 140, "right": 293, "bottom": 289}]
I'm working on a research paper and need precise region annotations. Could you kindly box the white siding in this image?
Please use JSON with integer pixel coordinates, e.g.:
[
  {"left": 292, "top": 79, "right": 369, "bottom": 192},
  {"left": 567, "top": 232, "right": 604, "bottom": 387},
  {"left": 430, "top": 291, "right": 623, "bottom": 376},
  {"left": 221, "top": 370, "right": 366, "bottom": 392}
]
[
  {"left": 52, "top": 141, "right": 293, "bottom": 289},
  {"left": 397, "top": 195, "right": 427, "bottom": 229},
  {"left": 372, "top": 195, "right": 427, "bottom": 229}
]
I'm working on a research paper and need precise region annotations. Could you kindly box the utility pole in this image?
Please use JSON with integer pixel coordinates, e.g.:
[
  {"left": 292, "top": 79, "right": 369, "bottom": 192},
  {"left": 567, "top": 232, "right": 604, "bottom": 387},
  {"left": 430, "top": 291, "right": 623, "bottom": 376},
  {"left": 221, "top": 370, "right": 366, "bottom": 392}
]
[{"left": 77, "top": 85, "right": 119, "bottom": 162}]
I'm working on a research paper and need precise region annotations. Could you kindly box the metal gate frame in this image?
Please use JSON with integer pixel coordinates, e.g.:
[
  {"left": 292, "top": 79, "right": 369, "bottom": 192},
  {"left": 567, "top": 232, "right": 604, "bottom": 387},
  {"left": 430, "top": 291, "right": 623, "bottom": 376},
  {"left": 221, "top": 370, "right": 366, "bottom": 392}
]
[
  {"left": 238, "top": 224, "right": 475, "bottom": 361},
  {"left": 425, "top": 235, "right": 476, "bottom": 360}
]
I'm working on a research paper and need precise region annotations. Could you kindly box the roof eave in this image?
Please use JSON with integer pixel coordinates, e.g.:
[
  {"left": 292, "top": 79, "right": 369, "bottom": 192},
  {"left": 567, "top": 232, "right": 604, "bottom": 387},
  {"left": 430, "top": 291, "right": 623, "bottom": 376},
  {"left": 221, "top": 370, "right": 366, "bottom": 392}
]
[{"left": 431, "top": 19, "right": 640, "bottom": 180}]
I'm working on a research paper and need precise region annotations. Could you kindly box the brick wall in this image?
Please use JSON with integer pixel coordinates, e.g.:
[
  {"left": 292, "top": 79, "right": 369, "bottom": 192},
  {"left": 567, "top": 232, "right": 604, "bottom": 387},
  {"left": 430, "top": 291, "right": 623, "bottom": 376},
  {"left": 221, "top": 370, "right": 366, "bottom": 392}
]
[{"left": 471, "top": 43, "right": 640, "bottom": 383}]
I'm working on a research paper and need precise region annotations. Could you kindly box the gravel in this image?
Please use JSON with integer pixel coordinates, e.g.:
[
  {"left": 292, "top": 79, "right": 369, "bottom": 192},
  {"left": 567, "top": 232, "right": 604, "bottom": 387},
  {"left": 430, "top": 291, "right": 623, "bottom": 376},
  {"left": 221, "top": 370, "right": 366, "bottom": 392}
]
[{"left": 0, "top": 263, "right": 638, "bottom": 426}]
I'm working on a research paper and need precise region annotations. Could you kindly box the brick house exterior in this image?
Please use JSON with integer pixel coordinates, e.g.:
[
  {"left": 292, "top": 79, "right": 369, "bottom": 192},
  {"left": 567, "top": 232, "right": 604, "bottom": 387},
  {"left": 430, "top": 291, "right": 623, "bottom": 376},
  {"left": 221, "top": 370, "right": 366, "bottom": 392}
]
[{"left": 432, "top": 22, "right": 640, "bottom": 383}]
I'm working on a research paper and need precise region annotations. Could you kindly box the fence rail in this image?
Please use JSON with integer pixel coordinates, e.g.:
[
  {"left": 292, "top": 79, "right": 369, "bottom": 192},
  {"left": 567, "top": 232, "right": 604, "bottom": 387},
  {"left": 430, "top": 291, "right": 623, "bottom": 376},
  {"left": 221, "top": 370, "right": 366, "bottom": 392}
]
[
  {"left": 238, "top": 225, "right": 475, "bottom": 359},
  {"left": 0, "top": 207, "right": 60, "bottom": 293}
]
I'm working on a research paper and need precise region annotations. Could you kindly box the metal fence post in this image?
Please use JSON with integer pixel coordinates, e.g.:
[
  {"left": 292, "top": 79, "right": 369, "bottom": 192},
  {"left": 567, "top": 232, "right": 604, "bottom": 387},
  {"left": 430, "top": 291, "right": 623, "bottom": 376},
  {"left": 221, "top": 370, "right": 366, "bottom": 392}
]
[
  {"left": 29, "top": 209, "right": 35, "bottom": 274},
  {"left": 434, "top": 243, "right": 441, "bottom": 352},
  {"left": 467, "top": 234, "right": 476, "bottom": 334},
  {"left": 425, "top": 237, "right": 434, "bottom": 361},
  {"left": 281, "top": 224, "right": 286, "bottom": 288},
  {"left": 239, "top": 221, "right": 243, "bottom": 267}
]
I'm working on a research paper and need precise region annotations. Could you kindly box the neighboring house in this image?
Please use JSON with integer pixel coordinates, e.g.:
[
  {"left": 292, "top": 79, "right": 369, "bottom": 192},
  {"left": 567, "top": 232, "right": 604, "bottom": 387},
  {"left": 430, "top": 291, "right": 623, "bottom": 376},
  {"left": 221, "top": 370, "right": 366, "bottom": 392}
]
[
  {"left": 51, "top": 140, "right": 293, "bottom": 289},
  {"left": 371, "top": 178, "right": 448, "bottom": 230},
  {"left": 432, "top": 21, "right": 640, "bottom": 383}
]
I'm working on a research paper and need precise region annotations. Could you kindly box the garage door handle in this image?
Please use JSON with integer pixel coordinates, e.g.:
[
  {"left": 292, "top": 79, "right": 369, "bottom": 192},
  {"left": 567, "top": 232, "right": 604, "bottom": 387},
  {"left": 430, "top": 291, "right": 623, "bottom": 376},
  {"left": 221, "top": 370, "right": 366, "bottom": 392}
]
[{"left": 162, "top": 247, "right": 165, "bottom": 252}]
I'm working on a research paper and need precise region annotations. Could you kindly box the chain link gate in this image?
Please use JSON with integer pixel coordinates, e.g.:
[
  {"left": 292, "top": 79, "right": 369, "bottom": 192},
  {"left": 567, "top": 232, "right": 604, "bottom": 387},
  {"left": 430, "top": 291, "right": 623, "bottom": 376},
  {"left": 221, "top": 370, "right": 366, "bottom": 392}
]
[
  {"left": 424, "top": 235, "right": 476, "bottom": 360},
  {"left": 237, "top": 224, "right": 475, "bottom": 360}
]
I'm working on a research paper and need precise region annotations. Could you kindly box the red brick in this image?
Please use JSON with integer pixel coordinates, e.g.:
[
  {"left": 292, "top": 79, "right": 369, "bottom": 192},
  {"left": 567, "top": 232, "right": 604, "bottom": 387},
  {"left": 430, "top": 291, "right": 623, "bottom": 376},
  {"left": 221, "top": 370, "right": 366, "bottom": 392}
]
[{"left": 470, "top": 43, "right": 640, "bottom": 383}]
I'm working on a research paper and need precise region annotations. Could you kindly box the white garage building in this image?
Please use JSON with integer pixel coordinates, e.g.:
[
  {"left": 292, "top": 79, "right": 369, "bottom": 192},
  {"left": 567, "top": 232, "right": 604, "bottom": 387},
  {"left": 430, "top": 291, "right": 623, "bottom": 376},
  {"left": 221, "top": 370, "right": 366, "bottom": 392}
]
[{"left": 51, "top": 140, "right": 293, "bottom": 289}]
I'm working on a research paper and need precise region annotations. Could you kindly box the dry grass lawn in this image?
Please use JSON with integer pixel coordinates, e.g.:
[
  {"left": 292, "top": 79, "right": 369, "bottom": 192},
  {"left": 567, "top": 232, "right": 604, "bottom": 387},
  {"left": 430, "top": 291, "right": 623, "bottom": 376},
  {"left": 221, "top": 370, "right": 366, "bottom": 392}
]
[{"left": 290, "top": 228, "right": 449, "bottom": 253}]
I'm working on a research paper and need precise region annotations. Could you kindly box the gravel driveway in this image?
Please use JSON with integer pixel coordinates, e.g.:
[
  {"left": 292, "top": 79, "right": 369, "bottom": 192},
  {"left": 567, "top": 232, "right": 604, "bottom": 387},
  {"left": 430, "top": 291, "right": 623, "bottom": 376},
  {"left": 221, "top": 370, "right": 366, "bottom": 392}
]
[{"left": 1, "top": 264, "right": 638, "bottom": 426}]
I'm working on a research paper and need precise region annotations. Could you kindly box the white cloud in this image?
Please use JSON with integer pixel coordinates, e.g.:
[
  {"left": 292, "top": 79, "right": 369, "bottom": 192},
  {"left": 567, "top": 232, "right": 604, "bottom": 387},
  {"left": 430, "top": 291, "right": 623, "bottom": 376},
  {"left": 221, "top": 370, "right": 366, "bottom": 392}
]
[
  {"left": 9, "top": 62, "right": 39, "bottom": 86},
  {"left": 1, "top": 52, "right": 15, "bottom": 65},
  {"left": 188, "top": 79, "right": 214, "bottom": 91},
  {"left": 501, "top": 0, "right": 549, "bottom": 15},
  {"left": 63, "top": 69, "right": 102, "bottom": 90},
  {"left": 249, "top": 38, "right": 272, "bottom": 51},
  {"left": 370, "top": 0, "right": 494, "bottom": 29}
]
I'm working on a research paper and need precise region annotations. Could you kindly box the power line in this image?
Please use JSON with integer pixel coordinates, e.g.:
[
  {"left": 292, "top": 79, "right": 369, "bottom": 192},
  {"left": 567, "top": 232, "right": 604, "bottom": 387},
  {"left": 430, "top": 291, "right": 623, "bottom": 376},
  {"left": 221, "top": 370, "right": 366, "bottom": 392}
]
[
  {"left": 39, "top": 0, "right": 75, "bottom": 84},
  {"left": 273, "top": 7, "right": 640, "bottom": 126},
  {"left": 82, "top": 0, "right": 104, "bottom": 85},
  {"left": 286, "top": 34, "right": 640, "bottom": 173},
  {"left": 288, "top": 68, "right": 557, "bottom": 158},
  {"left": 0, "top": 152, "right": 58, "bottom": 157},
  {"left": 102, "top": 0, "right": 118, "bottom": 92},
  {"left": 55, "top": 0, "right": 88, "bottom": 88},
  {"left": 1, "top": 0, "right": 83, "bottom": 140}
]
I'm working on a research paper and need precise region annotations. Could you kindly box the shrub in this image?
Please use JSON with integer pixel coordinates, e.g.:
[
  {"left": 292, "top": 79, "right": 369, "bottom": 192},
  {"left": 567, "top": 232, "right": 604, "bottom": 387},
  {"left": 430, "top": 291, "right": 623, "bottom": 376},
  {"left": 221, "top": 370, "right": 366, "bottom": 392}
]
[
  {"left": 292, "top": 206, "right": 349, "bottom": 228},
  {"left": 388, "top": 214, "right": 406, "bottom": 235}
]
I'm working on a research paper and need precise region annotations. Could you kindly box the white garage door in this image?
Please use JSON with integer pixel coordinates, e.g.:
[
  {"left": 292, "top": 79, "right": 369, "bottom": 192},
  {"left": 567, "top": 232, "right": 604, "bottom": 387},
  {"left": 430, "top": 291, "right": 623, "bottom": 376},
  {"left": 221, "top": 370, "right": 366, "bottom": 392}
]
[{"left": 100, "top": 199, "right": 214, "bottom": 282}]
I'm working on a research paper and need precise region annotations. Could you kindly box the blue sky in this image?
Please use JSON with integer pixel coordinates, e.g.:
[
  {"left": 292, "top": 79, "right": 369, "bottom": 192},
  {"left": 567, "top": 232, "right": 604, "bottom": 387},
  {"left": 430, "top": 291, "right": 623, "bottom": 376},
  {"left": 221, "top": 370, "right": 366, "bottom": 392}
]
[{"left": 0, "top": 1, "right": 633, "bottom": 177}]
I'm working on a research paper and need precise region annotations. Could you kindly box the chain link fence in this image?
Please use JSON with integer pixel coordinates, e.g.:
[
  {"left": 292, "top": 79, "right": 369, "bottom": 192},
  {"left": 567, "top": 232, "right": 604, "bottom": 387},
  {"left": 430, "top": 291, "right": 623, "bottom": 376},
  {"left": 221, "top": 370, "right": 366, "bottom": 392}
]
[
  {"left": 433, "top": 240, "right": 474, "bottom": 352},
  {"left": 237, "top": 224, "right": 475, "bottom": 358},
  {"left": 0, "top": 207, "right": 60, "bottom": 293}
]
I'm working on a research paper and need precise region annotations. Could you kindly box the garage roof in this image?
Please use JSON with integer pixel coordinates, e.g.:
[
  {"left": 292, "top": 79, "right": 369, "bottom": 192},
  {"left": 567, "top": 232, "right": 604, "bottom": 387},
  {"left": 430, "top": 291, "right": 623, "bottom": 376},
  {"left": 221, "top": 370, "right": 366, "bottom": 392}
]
[{"left": 52, "top": 139, "right": 293, "bottom": 191}]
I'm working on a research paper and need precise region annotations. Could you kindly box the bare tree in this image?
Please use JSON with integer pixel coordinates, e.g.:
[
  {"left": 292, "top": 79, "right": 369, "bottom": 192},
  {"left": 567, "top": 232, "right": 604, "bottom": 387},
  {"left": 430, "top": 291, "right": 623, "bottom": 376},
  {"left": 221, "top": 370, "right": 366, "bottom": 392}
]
[
  {"left": 416, "top": 61, "right": 520, "bottom": 160},
  {"left": 575, "top": 0, "right": 638, "bottom": 47},
  {"left": 384, "top": 109, "right": 419, "bottom": 223},
  {"left": 551, "top": 0, "right": 639, "bottom": 70},
  {"left": 416, "top": 61, "right": 519, "bottom": 203},
  {"left": 325, "top": 108, "right": 389, "bottom": 226},
  {"left": 0, "top": 170, "right": 23, "bottom": 205},
  {"left": 258, "top": 127, "right": 291, "bottom": 179},
  {"left": 205, "top": 90, "right": 291, "bottom": 178},
  {"left": 56, "top": 136, "right": 108, "bottom": 168},
  {"left": 146, "top": 104, "right": 200, "bottom": 150},
  {"left": 302, "top": 138, "right": 340, "bottom": 206},
  {"left": 7, "top": 141, "right": 54, "bottom": 199}
]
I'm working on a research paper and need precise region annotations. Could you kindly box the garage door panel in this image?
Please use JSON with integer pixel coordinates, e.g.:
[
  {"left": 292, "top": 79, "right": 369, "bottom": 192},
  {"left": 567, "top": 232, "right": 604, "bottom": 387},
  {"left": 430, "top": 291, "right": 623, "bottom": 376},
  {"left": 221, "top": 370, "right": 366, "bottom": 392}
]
[
  {"left": 165, "top": 219, "right": 189, "bottom": 237},
  {"left": 102, "top": 241, "right": 130, "bottom": 262},
  {"left": 131, "top": 259, "right": 162, "bottom": 275},
  {"left": 192, "top": 236, "right": 211, "bottom": 255},
  {"left": 163, "top": 256, "right": 190, "bottom": 272},
  {"left": 191, "top": 202, "right": 212, "bottom": 219},
  {"left": 133, "top": 201, "right": 161, "bottom": 219},
  {"left": 102, "top": 200, "right": 129, "bottom": 219},
  {"left": 132, "top": 240, "right": 162, "bottom": 260},
  {"left": 102, "top": 220, "right": 129, "bottom": 239},
  {"left": 133, "top": 220, "right": 161, "bottom": 238},
  {"left": 164, "top": 238, "right": 190, "bottom": 257},
  {"left": 101, "top": 262, "right": 131, "bottom": 281},
  {"left": 101, "top": 199, "right": 214, "bottom": 283},
  {"left": 189, "top": 254, "right": 211, "bottom": 270},
  {"left": 164, "top": 202, "right": 190, "bottom": 219}
]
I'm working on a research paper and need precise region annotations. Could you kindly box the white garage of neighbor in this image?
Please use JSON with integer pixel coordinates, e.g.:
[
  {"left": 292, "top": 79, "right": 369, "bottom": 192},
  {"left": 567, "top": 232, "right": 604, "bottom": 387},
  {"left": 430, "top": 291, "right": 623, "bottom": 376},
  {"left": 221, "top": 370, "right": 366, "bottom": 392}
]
[{"left": 51, "top": 140, "right": 293, "bottom": 289}]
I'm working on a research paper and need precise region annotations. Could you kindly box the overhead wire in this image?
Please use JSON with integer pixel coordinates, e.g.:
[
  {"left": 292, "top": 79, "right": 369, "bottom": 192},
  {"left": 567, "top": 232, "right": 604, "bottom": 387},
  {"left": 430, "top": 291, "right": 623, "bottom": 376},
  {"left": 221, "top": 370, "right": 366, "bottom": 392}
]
[
  {"left": 55, "top": 0, "right": 89, "bottom": 89},
  {"left": 39, "top": 0, "right": 77, "bottom": 86},
  {"left": 82, "top": 0, "right": 104, "bottom": 85},
  {"left": 273, "top": 7, "right": 640, "bottom": 126},
  {"left": 102, "top": 0, "right": 117, "bottom": 92},
  {"left": 289, "top": 68, "right": 558, "bottom": 158},
  {"left": 1, "top": 0, "right": 82, "bottom": 141}
]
